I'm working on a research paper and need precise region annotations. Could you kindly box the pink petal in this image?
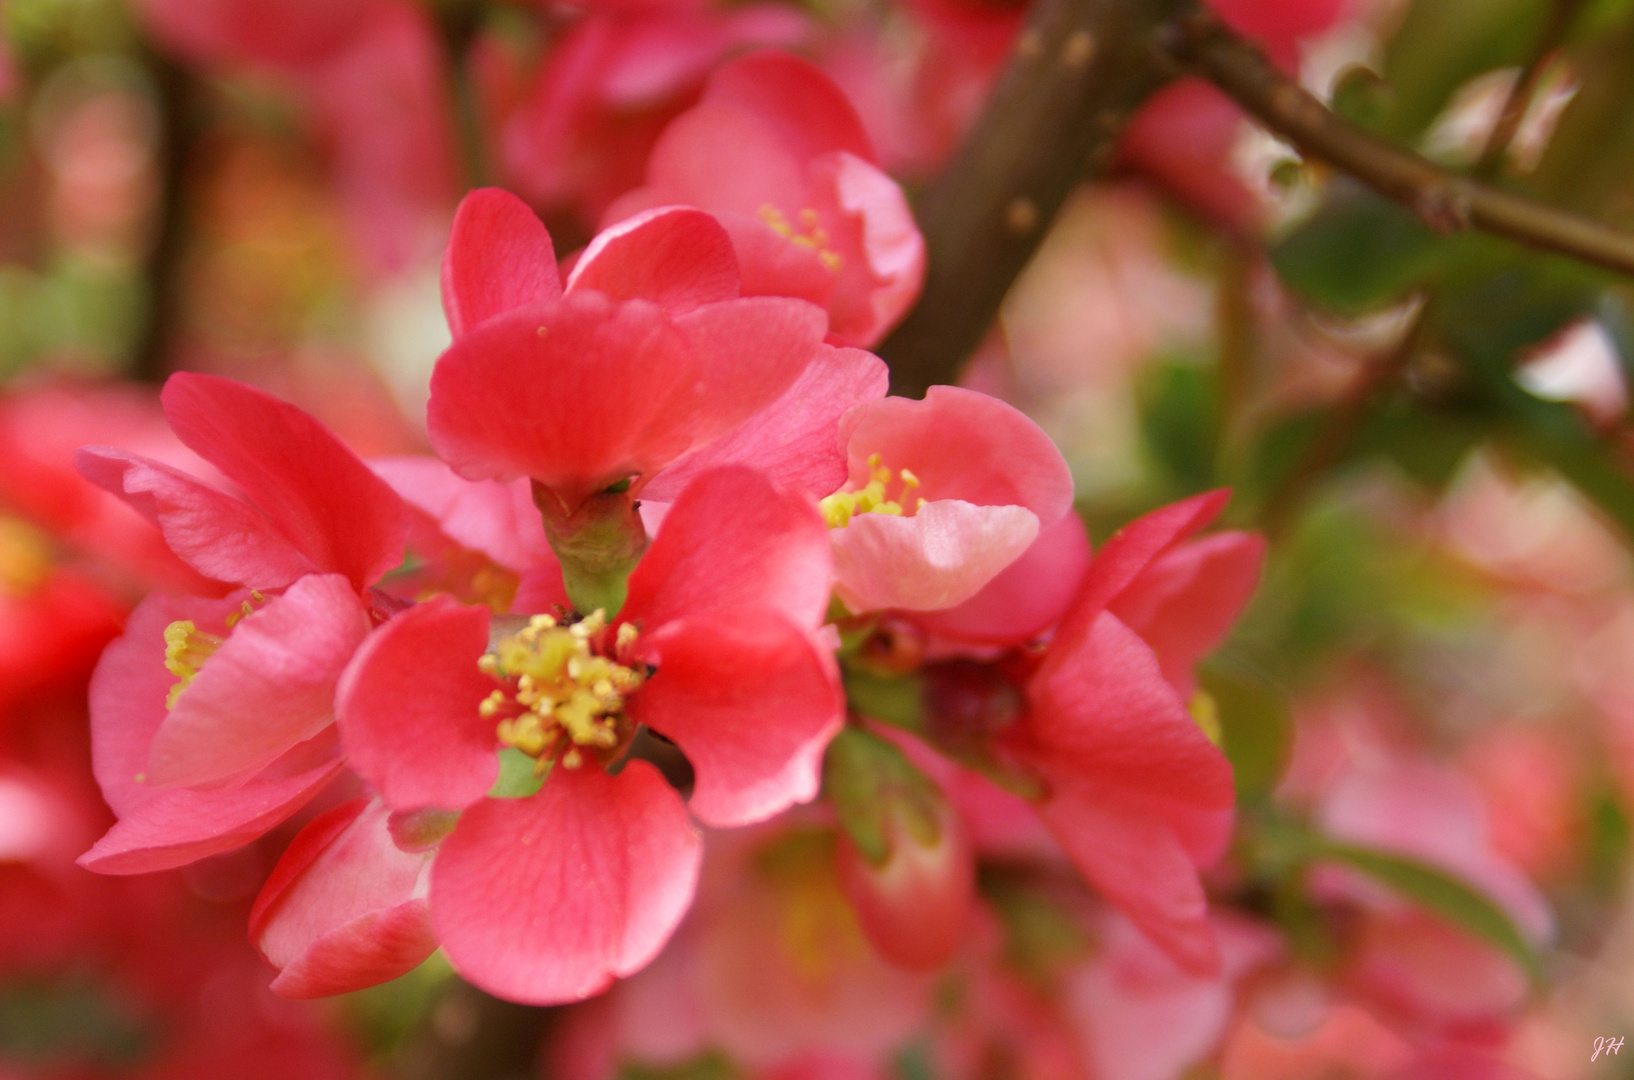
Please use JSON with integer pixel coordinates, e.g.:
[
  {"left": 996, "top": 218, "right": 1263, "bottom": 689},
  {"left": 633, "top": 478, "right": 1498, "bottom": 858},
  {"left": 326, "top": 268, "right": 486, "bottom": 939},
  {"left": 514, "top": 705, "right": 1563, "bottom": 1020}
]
[
  {"left": 567, "top": 206, "right": 739, "bottom": 312},
  {"left": 630, "top": 607, "right": 843, "bottom": 827},
  {"left": 336, "top": 596, "right": 498, "bottom": 812},
  {"left": 1051, "top": 490, "right": 1230, "bottom": 656},
  {"left": 252, "top": 797, "right": 436, "bottom": 998},
  {"left": 666, "top": 295, "right": 829, "bottom": 438},
  {"left": 623, "top": 465, "right": 832, "bottom": 630},
  {"left": 701, "top": 50, "right": 875, "bottom": 164},
  {"left": 146, "top": 574, "right": 369, "bottom": 788},
  {"left": 430, "top": 762, "right": 701, "bottom": 1004},
  {"left": 78, "top": 758, "right": 343, "bottom": 875},
  {"left": 75, "top": 447, "right": 316, "bottom": 590},
  {"left": 831, "top": 500, "right": 1040, "bottom": 613},
  {"left": 442, "top": 187, "right": 562, "bottom": 338},
  {"left": 839, "top": 387, "right": 1073, "bottom": 520},
  {"left": 642, "top": 344, "right": 887, "bottom": 503},
  {"left": 1024, "top": 611, "right": 1235, "bottom": 829},
  {"left": 88, "top": 592, "right": 250, "bottom": 818},
  {"left": 371, "top": 455, "right": 555, "bottom": 573},
  {"left": 161, "top": 373, "right": 406, "bottom": 591},
  {"left": 821, "top": 151, "right": 925, "bottom": 347},
  {"left": 1109, "top": 531, "right": 1265, "bottom": 698},
  {"left": 910, "top": 513, "right": 1092, "bottom": 646},
  {"left": 1037, "top": 777, "right": 1221, "bottom": 976}
]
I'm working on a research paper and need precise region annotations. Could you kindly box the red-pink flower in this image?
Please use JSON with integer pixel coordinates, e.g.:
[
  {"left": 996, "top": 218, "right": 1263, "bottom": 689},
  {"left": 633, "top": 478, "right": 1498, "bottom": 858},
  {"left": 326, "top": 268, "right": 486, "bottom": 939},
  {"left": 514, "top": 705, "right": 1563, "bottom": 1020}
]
[
  {"left": 336, "top": 467, "right": 843, "bottom": 1002},
  {"left": 249, "top": 796, "right": 436, "bottom": 998},
  {"left": 821, "top": 386, "right": 1075, "bottom": 614},
  {"left": 73, "top": 374, "right": 405, "bottom": 874},
  {"left": 429, "top": 187, "right": 828, "bottom": 511},
  {"left": 606, "top": 50, "right": 924, "bottom": 348}
]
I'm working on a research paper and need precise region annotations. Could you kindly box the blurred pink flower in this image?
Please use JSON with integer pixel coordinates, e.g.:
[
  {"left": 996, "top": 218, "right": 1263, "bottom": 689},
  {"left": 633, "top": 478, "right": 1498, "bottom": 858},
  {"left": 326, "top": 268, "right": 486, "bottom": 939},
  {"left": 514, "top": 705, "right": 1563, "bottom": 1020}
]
[{"left": 606, "top": 50, "right": 925, "bottom": 347}]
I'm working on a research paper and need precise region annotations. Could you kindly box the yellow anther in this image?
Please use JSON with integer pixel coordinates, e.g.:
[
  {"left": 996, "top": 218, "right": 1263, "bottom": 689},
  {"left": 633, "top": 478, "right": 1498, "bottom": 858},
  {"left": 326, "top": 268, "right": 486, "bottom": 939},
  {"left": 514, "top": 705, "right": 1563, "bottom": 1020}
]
[
  {"left": 818, "top": 456, "right": 924, "bottom": 530},
  {"left": 758, "top": 204, "right": 844, "bottom": 271},
  {"left": 0, "top": 517, "right": 52, "bottom": 594},
  {"left": 162, "top": 620, "right": 225, "bottom": 708},
  {"left": 480, "top": 608, "right": 647, "bottom": 769}
]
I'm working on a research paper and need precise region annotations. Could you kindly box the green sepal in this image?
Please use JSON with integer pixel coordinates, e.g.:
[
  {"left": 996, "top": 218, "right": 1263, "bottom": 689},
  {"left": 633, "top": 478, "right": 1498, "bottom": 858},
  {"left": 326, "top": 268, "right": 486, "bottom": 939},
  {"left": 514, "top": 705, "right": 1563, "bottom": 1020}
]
[{"left": 823, "top": 725, "right": 944, "bottom": 867}]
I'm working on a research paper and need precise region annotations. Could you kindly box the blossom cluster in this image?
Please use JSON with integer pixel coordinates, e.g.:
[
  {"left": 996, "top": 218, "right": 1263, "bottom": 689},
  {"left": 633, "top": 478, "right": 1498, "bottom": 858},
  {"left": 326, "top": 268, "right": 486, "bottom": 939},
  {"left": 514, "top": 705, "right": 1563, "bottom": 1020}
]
[{"left": 66, "top": 51, "right": 1260, "bottom": 1012}]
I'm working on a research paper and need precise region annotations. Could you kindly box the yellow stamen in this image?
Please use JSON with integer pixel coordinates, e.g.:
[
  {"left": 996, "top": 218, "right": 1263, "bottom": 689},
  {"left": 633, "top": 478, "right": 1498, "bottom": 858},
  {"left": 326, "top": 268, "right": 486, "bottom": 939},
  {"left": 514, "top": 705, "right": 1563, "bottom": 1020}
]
[
  {"left": 817, "top": 453, "right": 925, "bottom": 529},
  {"left": 482, "top": 610, "right": 647, "bottom": 774},
  {"left": 757, "top": 204, "right": 845, "bottom": 272},
  {"left": 163, "top": 620, "right": 224, "bottom": 708}
]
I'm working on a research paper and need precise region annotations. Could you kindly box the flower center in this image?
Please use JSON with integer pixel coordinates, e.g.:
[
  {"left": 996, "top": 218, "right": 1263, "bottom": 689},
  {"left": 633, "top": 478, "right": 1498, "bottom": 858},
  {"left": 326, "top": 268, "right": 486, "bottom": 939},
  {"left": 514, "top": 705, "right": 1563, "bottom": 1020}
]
[
  {"left": 162, "top": 594, "right": 263, "bottom": 708},
  {"left": 819, "top": 454, "right": 924, "bottom": 529},
  {"left": 478, "top": 610, "right": 647, "bottom": 773},
  {"left": 758, "top": 204, "right": 843, "bottom": 272}
]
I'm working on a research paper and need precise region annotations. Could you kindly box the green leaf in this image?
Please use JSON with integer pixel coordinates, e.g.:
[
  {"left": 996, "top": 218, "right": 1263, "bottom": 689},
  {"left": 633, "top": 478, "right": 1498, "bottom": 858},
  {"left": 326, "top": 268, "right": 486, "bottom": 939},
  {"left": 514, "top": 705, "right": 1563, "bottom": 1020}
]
[
  {"left": 841, "top": 664, "right": 924, "bottom": 731},
  {"left": 1377, "top": 0, "right": 1546, "bottom": 142},
  {"left": 1197, "top": 664, "right": 1292, "bottom": 804},
  {"left": 822, "top": 726, "right": 944, "bottom": 865},
  {"left": 1270, "top": 189, "right": 1442, "bottom": 315},
  {"left": 1316, "top": 840, "right": 1544, "bottom": 982},
  {"left": 1138, "top": 361, "right": 1216, "bottom": 491}
]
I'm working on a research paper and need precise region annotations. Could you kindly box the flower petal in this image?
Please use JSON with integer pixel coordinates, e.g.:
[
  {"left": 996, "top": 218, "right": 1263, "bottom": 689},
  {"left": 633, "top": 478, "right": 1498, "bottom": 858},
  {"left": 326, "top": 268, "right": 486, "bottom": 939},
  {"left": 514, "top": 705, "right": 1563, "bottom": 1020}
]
[
  {"left": 839, "top": 387, "right": 1073, "bottom": 521},
  {"left": 372, "top": 455, "right": 555, "bottom": 574},
  {"left": 1037, "top": 777, "right": 1221, "bottom": 977},
  {"left": 631, "top": 606, "right": 843, "bottom": 828},
  {"left": 336, "top": 596, "right": 498, "bottom": 812},
  {"left": 252, "top": 797, "right": 436, "bottom": 998},
  {"left": 147, "top": 574, "right": 369, "bottom": 788},
  {"left": 161, "top": 373, "right": 406, "bottom": 591},
  {"left": 75, "top": 447, "right": 315, "bottom": 590},
  {"left": 1108, "top": 531, "right": 1265, "bottom": 698},
  {"left": 623, "top": 466, "right": 832, "bottom": 630},
  {"left": 831, "top": 501, "right": 1040, "bottom": 613},
  {"left": 430, "top": 762, "right": 701, "bottom": 1004},
  {"left": 442, "top": 187, "right": 562, "bottom": 338},
  {"left": 568, "top": 206, "right": 739, "bottom": 312},
  {"left": 77, "top": 758, "right": 343, "bottom": 875},
  {"left": 909, "top": 512, "right": 1092, "bottom": 645},
  {"left": 642, "top": 344, "right": 887, "bottom": 503}
]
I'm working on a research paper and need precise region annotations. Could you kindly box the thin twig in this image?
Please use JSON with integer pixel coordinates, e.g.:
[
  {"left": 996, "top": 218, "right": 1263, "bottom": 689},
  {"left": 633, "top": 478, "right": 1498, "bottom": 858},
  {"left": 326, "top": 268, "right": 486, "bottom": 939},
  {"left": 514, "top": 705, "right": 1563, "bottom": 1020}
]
[
  {"left": 1166, "top": 7, "right": 1634, "bottom": 279},
  {"left": 1473, "top": 0, "right": 1587, "bottom": 177},
  {"left": 877, "top": 0, "right": 1188, "bottom": 397}
]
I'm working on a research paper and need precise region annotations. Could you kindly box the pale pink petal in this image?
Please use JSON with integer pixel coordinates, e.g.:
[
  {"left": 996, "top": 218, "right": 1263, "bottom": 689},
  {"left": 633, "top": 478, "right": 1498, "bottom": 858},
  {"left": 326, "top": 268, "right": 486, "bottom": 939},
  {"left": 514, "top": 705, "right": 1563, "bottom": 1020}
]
[
  {"left": 642, "top": 344, "right": 886, "bottom": 503},
  {"left": 630, "top": 607, "right": 843, "bottom": 828},
  {"left": 78, "top": 759, "right": 344, "bottom": 875},
  {"left": 75, "top": 447, "right": 315, "bottom": 590},
  {"left": 146, "top": 574, "right": 369, "bottom": 788},
  {"left": 252, "top": 797, "right": 436, "bottom": 998},
  {"left": 161, "top": 373, "right": 405, "bottom": 590},
  {"left": 910, "top": 513, "right": 1092, "bottom": 646},
  {"left": 335, "top": 596, "right": 498, "bottom": 812},
  {"left": 1110, "top": 531, "right": 1265, "bottom": 698},
  {"left": 371, "top": 455, "right": 555, "bottom": 573},
  {"left": 822, "top": 151, "right": 925, "bottom": 346},
  {"left": 567, "top": 206, "right": 739, "bottom": 312},
  {"left": 442, "top": 187, "right": 562, "bottom": 337},
  {"left": 430, "top": 762, "right": 701, "bottom": 1004},
  {"left": 838, "top": 386, "right": 1073, "bottom": 521},
  {"left": 624, "top": 466, "right": 832, "bottom": 630},
  {"left": 831, "top": 500, "right": 1040, "bottom": 613}
]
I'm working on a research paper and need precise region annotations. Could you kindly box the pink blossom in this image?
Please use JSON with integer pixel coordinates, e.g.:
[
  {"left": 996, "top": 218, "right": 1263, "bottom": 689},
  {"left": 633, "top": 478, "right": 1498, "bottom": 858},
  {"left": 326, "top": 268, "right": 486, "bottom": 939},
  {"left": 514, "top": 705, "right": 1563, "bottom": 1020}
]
[
  {"left": 824, "top": 386, "right": 1075, "bottom": 614},
  {"left": 428, "top": 188, "right": 828, "bottom": 511},
  {"left": 606, "top": 50, "right": 925, "bottom": 347},
  {"left": 335, "top": 467, "right": 843, "bottom": 1002}
]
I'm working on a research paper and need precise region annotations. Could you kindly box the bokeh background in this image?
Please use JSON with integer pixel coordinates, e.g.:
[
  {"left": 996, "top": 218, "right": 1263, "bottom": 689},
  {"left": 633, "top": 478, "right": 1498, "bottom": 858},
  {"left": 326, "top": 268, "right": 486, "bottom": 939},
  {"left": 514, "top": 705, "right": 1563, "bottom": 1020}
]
[{"left": 4, "top": 0, "right": 1634, "bottom": 1077}]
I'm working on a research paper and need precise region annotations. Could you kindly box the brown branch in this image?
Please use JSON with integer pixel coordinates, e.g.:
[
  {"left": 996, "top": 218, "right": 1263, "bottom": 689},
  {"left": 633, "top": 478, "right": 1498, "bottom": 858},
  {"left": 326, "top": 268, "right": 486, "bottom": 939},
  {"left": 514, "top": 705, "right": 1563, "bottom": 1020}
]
[
  {"left": 1166, "top": 8, "right": 1634, "bottom": 279},
  {"left": 877, "top": 0, "right": 1188, "bottom": 398},
  {"left": 130, "top": 53, "right": 203, "bottom": 383}
]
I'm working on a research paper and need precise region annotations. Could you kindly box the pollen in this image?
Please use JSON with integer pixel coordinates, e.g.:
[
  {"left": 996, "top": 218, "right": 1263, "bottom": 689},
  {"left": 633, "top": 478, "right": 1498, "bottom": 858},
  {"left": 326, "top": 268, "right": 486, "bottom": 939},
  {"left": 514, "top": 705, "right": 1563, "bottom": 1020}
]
[
  {"left": 819, "top": 453, "right": 925, "bottom": 529},
  {"left": 480, "top": 610, "right": 647, "bottom": 775},
  {"left": 758, "top": 204, "right": 844, "bottom": 272},
  {"left": 163, "top": 620, "right": 224, "bottom": 709}
]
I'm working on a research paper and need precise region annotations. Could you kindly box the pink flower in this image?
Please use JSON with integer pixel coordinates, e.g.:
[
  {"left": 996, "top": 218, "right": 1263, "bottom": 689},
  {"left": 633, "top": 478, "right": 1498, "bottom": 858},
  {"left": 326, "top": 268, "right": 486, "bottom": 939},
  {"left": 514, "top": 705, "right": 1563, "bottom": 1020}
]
[
  {"left": 494, "top": 3, "right": 811, "bottom": 223},
  {"left": 72, "top": 374, "right": 406, "bottom": 874},
  {"left": 606, "top": 50, "right": 924, "bottom": 347},
  {"left": 249, "top": 796, "right": 435, "bottom": 998},
  {"left": 821, "top": 386, "right": 1075, "bottom": 614},
  {"left": 429, "top": 187, "right": 828, "bottom": 511},
  {"left": 336, "top": 467, "right": 843, "bottom": 1002}
]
